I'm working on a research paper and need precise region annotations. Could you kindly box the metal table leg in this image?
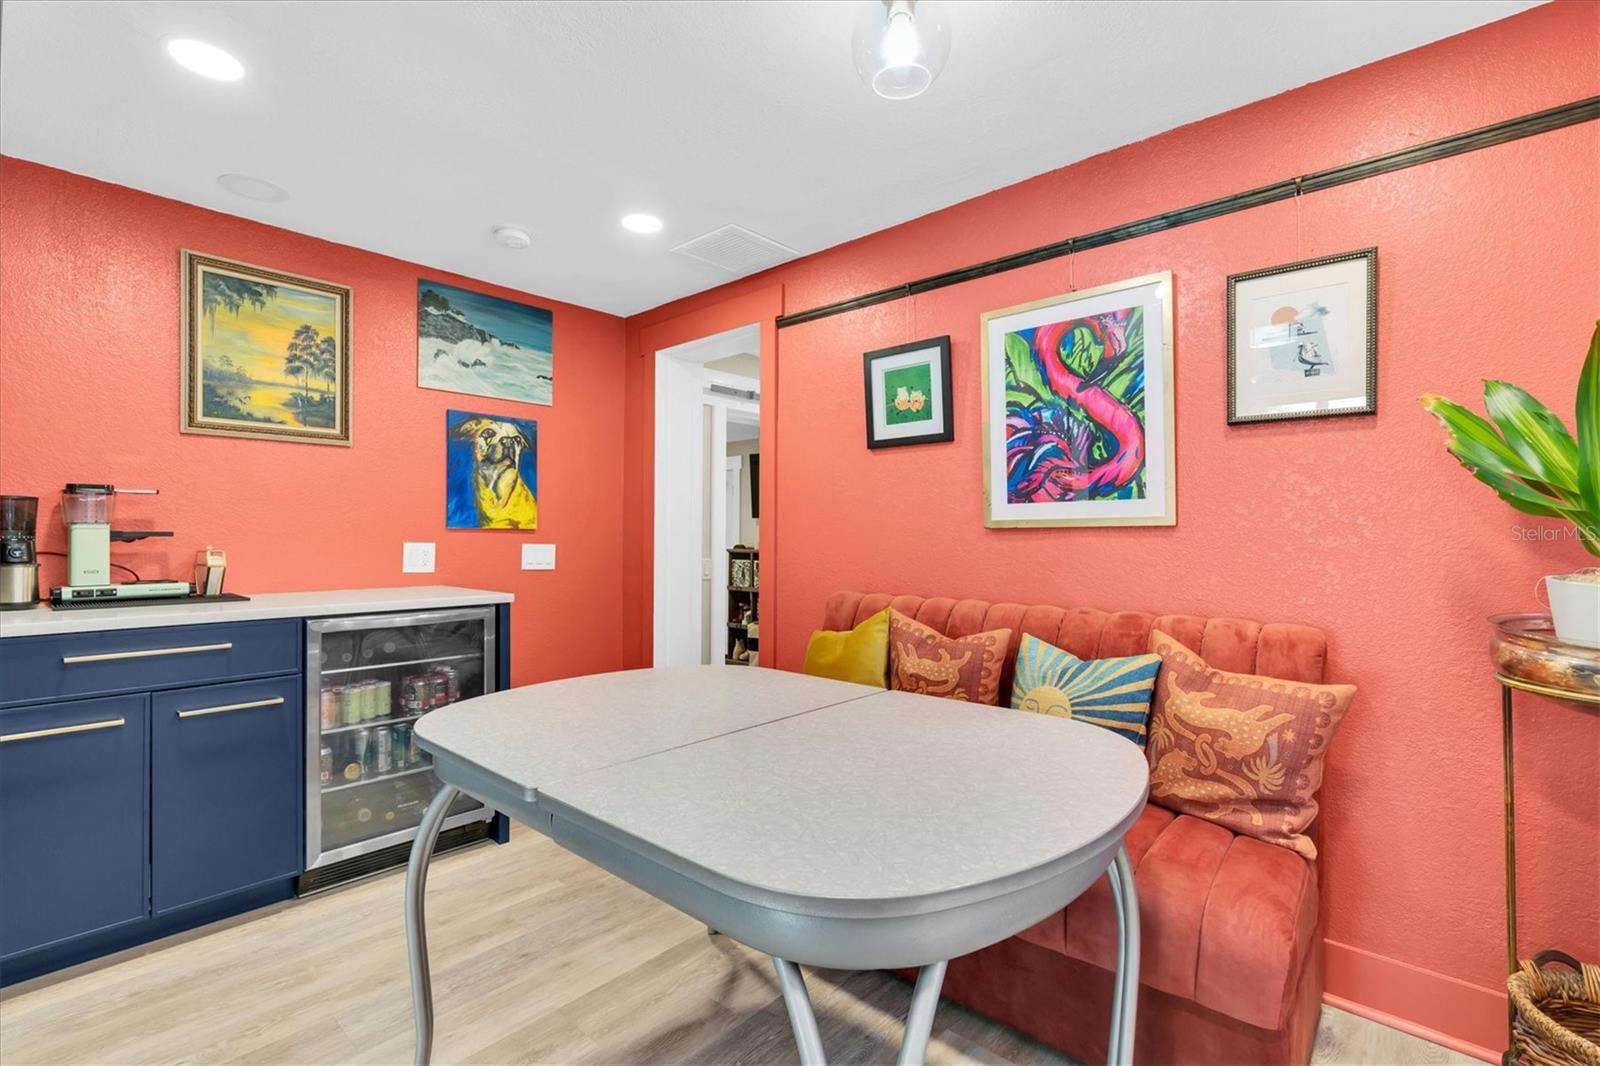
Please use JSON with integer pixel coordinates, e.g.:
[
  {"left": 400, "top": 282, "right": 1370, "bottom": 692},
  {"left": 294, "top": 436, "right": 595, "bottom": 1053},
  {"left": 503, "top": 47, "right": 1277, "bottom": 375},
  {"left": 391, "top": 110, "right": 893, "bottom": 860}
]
[
  {"left": 772, "top": 957, "right": 827, "bottom": 1066},
  {"left": 896, "top": 960, "right": 948, "bottom": 1066},
  {"left": 1107, "top": 845, "right": 1141, "bottom": 1066},
  {"left": 773, "top": 955, "right": 950, "bottom": 1066},
  {"left": 407, "top": 785, "right": 460, "bottom": 1066}
]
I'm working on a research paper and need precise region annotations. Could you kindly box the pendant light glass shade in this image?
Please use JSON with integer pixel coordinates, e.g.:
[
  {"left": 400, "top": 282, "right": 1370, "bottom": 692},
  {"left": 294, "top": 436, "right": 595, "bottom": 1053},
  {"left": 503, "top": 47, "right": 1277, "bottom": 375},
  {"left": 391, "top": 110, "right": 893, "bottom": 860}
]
[{"left": 852, "top": 0, "right": 951, "bottom": 100}]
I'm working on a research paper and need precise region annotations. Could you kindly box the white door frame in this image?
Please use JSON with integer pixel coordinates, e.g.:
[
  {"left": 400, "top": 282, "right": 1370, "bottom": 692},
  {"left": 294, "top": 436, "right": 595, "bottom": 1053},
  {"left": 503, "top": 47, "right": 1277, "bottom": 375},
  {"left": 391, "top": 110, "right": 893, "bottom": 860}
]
[
  {"left": 706, "top": 400, "right": 728, "bottom": 663},
  {"left": 653, "top": 323, "right": 760, "bottom": 667},
  {"left": 724, "top": 455, "right": 743, "bottom": 550}
]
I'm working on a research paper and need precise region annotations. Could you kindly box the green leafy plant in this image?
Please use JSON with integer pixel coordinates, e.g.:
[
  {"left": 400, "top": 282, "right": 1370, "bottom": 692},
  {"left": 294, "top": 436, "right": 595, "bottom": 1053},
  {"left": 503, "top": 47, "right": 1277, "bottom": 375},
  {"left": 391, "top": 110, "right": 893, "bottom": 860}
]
[{"left": 1420, "top": 320, "right": 1600, "bottom": 558}]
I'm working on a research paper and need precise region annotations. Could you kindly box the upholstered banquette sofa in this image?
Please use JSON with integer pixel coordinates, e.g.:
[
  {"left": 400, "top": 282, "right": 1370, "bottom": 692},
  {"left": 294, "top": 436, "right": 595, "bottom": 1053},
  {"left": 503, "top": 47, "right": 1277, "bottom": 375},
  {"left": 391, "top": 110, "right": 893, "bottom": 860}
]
[{"left": 822, "top": 591, "right": 1330, "bottom": 1066}]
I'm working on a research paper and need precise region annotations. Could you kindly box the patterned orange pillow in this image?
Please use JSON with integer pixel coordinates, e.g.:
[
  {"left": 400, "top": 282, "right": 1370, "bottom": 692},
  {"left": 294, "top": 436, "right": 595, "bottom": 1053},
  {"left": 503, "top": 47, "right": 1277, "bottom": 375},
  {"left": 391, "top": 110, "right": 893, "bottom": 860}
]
[
  {"left": 889, "top": 610, "right": 1011, "bottom": 705},
  {"left": 1146, "top": 631, "right": 1354, "bottom": 859}
]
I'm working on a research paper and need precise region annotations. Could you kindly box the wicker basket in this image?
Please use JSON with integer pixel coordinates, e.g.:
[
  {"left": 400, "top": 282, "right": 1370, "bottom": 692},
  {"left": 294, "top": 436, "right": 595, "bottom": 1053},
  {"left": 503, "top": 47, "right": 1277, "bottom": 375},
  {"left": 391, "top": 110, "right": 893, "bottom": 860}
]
[{"left": 1508, "top": 952, "right": 1600, "bottom": 1066}]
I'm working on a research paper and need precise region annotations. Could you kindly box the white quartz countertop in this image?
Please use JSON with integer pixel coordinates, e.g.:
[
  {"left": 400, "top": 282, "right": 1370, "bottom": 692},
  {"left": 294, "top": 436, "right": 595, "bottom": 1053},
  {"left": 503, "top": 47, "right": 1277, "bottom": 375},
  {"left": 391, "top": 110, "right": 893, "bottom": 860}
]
[{"left": 0, "top": 585, "right": 513, "bottom": 638}]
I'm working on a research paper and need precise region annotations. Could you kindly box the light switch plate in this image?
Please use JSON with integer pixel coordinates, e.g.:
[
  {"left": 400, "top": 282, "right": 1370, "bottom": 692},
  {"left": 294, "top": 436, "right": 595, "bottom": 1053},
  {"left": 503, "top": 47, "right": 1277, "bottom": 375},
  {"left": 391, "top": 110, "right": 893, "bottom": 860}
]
[
  {"left": 521, "top": 543, "right": 556, "bottom": 571},
  {"left": 402, "top": 542, "right": 436, "bottom": 573}
]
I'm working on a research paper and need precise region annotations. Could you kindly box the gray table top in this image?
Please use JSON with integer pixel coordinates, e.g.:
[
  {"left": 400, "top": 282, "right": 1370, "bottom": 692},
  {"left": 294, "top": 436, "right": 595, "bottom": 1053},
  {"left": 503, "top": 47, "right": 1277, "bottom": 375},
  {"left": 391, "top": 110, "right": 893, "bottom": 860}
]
[
  {"left": 417, "top": 667, "right": 1149, "bottom": 913},
  {"left": 415, "top": 665, "right": 880, "bottom": 800},
  {"left": 539, "top": 689, "right": 1148, "bottom": 910}
]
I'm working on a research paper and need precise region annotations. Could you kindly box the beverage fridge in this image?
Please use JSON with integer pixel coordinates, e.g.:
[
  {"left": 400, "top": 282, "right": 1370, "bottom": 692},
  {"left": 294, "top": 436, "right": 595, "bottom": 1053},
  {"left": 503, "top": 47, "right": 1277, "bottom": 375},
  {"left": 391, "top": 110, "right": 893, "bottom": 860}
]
[{"left": 303, "top": 607, "right": 496, "bottom": 881}]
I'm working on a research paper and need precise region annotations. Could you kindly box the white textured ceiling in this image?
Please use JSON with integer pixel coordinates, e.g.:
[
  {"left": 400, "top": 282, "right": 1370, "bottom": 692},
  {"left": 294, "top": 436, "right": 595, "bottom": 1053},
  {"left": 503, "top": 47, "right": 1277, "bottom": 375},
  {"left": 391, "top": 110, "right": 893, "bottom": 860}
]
[{"left": 0, "top": 0, "right": 1536, "bottom": 316}]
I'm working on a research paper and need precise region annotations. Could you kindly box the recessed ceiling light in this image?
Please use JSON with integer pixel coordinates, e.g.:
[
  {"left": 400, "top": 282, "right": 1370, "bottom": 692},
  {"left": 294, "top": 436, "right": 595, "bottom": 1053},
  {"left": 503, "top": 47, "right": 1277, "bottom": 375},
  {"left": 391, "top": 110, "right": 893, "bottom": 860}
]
[
  {"left": 166, "top": 38, "right": 245, "bottom": 82},
  {"left": 492, "top": 224, "right": 532, "bottom": 249},
  {"left": 620, "top": 213, "right": 664, "bottom": 235},
  {"left": 217, "top": 173, "right": 288, "bottom": 203}
]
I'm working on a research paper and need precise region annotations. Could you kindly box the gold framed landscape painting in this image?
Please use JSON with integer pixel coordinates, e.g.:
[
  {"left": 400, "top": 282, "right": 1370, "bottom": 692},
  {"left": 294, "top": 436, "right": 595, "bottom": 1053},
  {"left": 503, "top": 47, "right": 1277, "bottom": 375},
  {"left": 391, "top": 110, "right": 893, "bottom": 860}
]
[{"left": 182, "top": 251, "right": 352, "bottom": 445}]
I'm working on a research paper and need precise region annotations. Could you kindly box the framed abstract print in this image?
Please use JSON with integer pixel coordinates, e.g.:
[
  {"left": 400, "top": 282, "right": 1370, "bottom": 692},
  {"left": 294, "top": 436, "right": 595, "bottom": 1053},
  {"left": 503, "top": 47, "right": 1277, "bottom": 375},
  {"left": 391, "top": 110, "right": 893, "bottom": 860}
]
[
  {"left": 1227, "top": 248, "right": 1377, "bottom": 424},
  {"left": 182, "top": 251, "right": 352, "bottom": 445},
  {"left": 863, "top": 336, "right": 953, "bottom": 448},
  {"left": 981, "top": 272, "right": 1175, "bottom": 528}
]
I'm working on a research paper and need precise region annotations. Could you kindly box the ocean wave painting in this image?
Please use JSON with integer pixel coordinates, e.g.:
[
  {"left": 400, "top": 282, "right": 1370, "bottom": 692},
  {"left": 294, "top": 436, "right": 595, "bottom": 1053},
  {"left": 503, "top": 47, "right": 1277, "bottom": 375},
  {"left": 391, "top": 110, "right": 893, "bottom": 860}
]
[{"left": 418, "top": 280, "right": 553, "bottom": 406}]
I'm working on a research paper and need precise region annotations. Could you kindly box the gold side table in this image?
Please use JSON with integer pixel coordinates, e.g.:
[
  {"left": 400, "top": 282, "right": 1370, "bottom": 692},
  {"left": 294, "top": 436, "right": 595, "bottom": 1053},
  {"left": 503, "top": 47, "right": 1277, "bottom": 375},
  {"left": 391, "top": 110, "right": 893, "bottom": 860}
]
[{"left": 1490, "top": 613, "right": 1600, "bottom": 1051}]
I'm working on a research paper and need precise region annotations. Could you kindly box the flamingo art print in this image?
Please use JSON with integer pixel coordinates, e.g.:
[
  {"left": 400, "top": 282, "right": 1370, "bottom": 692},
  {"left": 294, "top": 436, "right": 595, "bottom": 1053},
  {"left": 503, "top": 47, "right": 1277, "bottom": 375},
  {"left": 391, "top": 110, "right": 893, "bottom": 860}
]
[{"left": 1003, "top": 306, "right": 1148, "bottom": 505}]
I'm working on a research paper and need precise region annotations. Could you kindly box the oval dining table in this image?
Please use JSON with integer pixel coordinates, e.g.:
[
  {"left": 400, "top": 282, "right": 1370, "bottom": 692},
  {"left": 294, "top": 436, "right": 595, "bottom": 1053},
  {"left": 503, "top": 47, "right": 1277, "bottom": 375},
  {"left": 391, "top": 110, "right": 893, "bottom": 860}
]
[{"left": 406, "top": 665, "right": 1147, "bottom": 1066}]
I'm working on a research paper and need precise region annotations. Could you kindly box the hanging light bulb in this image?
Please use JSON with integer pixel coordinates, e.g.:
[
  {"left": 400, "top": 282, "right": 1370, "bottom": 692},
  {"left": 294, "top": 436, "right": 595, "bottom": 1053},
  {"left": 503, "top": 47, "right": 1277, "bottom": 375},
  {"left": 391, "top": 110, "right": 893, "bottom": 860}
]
[{"left": 852, "top": 0, "right": 951, "bottom": 101}]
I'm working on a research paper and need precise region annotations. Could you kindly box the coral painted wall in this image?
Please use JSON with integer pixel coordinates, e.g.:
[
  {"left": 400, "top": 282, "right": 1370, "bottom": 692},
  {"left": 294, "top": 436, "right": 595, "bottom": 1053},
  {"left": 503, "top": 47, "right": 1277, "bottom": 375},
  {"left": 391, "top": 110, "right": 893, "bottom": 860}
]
[
  {"left": 0, "top": 156, "right": 628, "bottom": 686},
  {"left": 623, "top": 2, "right": 1600, "bottom": 1055}
]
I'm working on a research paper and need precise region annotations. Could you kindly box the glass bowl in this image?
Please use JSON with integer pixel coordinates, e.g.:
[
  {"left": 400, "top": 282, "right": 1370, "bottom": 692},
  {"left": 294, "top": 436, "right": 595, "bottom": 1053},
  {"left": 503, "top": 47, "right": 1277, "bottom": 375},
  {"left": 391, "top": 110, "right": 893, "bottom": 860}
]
[{"left": 1490, "top": 613, "right": 1600, "bottom": 698}]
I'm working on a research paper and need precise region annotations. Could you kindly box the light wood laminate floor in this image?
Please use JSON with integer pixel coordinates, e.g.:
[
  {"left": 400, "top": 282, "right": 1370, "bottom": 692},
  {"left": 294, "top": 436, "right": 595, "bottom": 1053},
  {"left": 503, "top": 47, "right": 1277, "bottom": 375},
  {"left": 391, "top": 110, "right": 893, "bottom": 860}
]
[{"left": 0, "top": 829, "right": 1478, "bottom": 1065}]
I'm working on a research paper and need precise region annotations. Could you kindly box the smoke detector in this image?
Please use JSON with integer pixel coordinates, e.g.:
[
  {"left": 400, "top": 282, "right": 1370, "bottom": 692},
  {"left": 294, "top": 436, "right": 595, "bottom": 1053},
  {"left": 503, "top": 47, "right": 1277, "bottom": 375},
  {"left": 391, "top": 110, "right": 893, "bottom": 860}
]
[
  {"left": 671, "top": 224, "right": 797, "bottom": 275},
  {"left": 492, "top": 224, "right": 532, "bottom": 249},
  {"left": 217, "top": 173, "right": 288, "bottom": 203}
]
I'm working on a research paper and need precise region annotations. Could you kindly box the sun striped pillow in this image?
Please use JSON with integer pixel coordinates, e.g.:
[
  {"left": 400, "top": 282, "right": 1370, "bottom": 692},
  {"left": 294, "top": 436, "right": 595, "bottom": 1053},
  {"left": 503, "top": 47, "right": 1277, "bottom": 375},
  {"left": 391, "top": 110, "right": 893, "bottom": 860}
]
[{"left": 1010, "top": 634, "right": 1161, "bottom": 747}]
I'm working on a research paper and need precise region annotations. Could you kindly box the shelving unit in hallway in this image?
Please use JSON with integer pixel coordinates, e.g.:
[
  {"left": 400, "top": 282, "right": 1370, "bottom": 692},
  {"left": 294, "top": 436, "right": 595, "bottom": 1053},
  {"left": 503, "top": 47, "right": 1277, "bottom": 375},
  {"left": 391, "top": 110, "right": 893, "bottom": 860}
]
[{"left": 726, "top": 546, "right": 759, "bottom": 666}]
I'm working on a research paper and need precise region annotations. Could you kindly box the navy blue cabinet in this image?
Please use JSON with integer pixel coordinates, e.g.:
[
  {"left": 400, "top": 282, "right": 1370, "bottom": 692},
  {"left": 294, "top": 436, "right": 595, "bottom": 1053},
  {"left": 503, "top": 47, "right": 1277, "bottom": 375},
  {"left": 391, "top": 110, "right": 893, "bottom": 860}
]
[
  {"left": 0, "top": 599, "right": 506, "bottom": 985},
  {"left": 0, "top": 694, "right": 149, "bottom": 959},
  {"left": 0, "top": 620, "right": 302, "bottom": 984},
  {"left": 0, "top": 620, "right": 299, "bottom": 707},
  {"left": 151, "top": 677, "right": 302, "bottom": 914}
]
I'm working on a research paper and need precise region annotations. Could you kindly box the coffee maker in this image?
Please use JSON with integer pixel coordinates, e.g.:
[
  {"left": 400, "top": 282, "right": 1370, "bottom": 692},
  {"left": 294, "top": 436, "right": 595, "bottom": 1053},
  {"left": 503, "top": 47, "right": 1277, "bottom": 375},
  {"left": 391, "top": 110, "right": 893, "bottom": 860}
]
[
  {"left": 0, "top": 495, "right": 39, "bottom": 609},
  {"left": 52, "top": 484, "right": 190, "bottom": 605}
]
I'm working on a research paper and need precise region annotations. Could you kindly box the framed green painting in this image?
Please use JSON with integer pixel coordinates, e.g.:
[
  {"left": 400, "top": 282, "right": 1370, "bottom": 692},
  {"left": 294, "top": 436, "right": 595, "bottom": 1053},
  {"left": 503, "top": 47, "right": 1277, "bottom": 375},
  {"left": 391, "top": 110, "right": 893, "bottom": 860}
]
[
  {"left": 862, "top": 336, "right": 953, "bottom": 449},
  {"left": 182, "top": 250, "right": 352, "bottom": 445}
]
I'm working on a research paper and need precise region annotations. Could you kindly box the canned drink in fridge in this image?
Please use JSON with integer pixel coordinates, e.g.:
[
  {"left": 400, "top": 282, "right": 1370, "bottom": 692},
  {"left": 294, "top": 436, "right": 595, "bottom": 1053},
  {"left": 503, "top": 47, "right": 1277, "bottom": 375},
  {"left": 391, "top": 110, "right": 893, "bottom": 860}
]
[
  {"left": 438, "top": 665, "right": 459, "bottom": 704},
  {"left": 358, "top": 727, "right": 379, "bottom": 776},
  {"left": 320, "top": 689, "right": 338, "bottom": 729},
  {"left": 392, "top": 723, "right": 411, "bottom": 769},
  {"left": 430, "top": 671, "right": 450, "bottom": 709},
  {"left": 377, "top": 679, "right": 393, "bottom": 720},
  {"left": 340, "top": 685, "right": 361, "bottom": 726},
  {"left": 344, "top": 730, "right": 368, "bottom": 782},
  {"left": 364, "top": 681, "right": 381, "bottom": 721},
  {"left": 319, "top": 743, "right": 333, "bottom": 786},
  {"left": 375, "top": 726, "right": 393, "bottom": 774},
  {"left": 402, "top": 675, "right": 424, "bottom": 713}
]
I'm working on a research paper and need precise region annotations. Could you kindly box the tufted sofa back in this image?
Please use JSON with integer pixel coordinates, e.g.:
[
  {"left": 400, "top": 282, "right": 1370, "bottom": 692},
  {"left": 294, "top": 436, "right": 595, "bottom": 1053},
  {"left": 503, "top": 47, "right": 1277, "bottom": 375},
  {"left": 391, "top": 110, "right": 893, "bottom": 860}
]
[{"left": 823, "top": 591, "right": 1328, "bottom": 706}]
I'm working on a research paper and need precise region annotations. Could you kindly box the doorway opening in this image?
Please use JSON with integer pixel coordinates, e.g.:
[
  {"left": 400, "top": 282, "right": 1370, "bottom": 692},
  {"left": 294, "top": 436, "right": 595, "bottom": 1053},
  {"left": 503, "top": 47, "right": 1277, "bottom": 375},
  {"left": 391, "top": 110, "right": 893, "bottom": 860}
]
[{"left": 653, "top": 323, "right": 763, "bottom": 667}]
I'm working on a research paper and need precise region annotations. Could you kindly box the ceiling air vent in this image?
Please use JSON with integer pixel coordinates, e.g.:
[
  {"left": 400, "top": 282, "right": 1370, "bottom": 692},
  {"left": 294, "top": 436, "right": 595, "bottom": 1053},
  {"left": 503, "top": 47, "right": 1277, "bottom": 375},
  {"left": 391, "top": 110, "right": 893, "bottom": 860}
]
[{"left": 671, "top": 225, "right": 798, "bottom": 275}]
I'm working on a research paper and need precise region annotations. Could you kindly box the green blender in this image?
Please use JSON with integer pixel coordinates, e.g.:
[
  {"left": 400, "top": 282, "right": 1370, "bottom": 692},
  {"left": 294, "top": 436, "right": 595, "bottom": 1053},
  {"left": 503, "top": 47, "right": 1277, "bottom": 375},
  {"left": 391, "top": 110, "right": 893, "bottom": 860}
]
[{"left": 52, "top": 484, "right": 190, "bottom": 605}]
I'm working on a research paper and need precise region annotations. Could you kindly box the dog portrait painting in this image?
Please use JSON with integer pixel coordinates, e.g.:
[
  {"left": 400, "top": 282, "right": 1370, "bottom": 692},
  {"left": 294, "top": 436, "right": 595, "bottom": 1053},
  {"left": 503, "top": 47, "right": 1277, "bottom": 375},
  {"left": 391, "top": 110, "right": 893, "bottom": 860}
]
[{"left": 446, "top": 410, "right": 538, "bottom": 530}]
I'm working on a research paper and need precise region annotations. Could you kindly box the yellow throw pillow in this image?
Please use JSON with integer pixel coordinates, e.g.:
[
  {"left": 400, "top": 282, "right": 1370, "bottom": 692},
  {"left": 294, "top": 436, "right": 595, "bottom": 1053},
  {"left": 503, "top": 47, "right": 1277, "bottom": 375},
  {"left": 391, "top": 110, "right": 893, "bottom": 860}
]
[{"left": 802, "top": 608, "right": 890, "bottom": 688}]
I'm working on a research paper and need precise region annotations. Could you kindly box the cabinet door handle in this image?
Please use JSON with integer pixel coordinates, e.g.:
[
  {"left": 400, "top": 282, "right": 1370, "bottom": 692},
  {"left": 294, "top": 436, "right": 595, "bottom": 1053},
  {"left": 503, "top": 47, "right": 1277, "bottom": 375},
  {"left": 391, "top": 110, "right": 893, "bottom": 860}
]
[
  {"left": 0, "top": 718, "right": 126, "bottom": 744},
  {"left": 62, "top": 642, "right": 233, "bottom": 665},
  {"left": 177, "top": 696, "right": 285, "bottom": 719}
]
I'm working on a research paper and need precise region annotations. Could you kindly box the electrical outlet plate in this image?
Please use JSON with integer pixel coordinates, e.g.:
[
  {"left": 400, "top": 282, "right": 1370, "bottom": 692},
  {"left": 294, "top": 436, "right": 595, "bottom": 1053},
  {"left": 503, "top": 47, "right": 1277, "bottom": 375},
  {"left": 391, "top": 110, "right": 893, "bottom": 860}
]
[
  {"left": 521, "top": 543, "right": 555, "bottom": 570},
  {"left": 402, "top": 542, "right": 436, "bottom": 573}
]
